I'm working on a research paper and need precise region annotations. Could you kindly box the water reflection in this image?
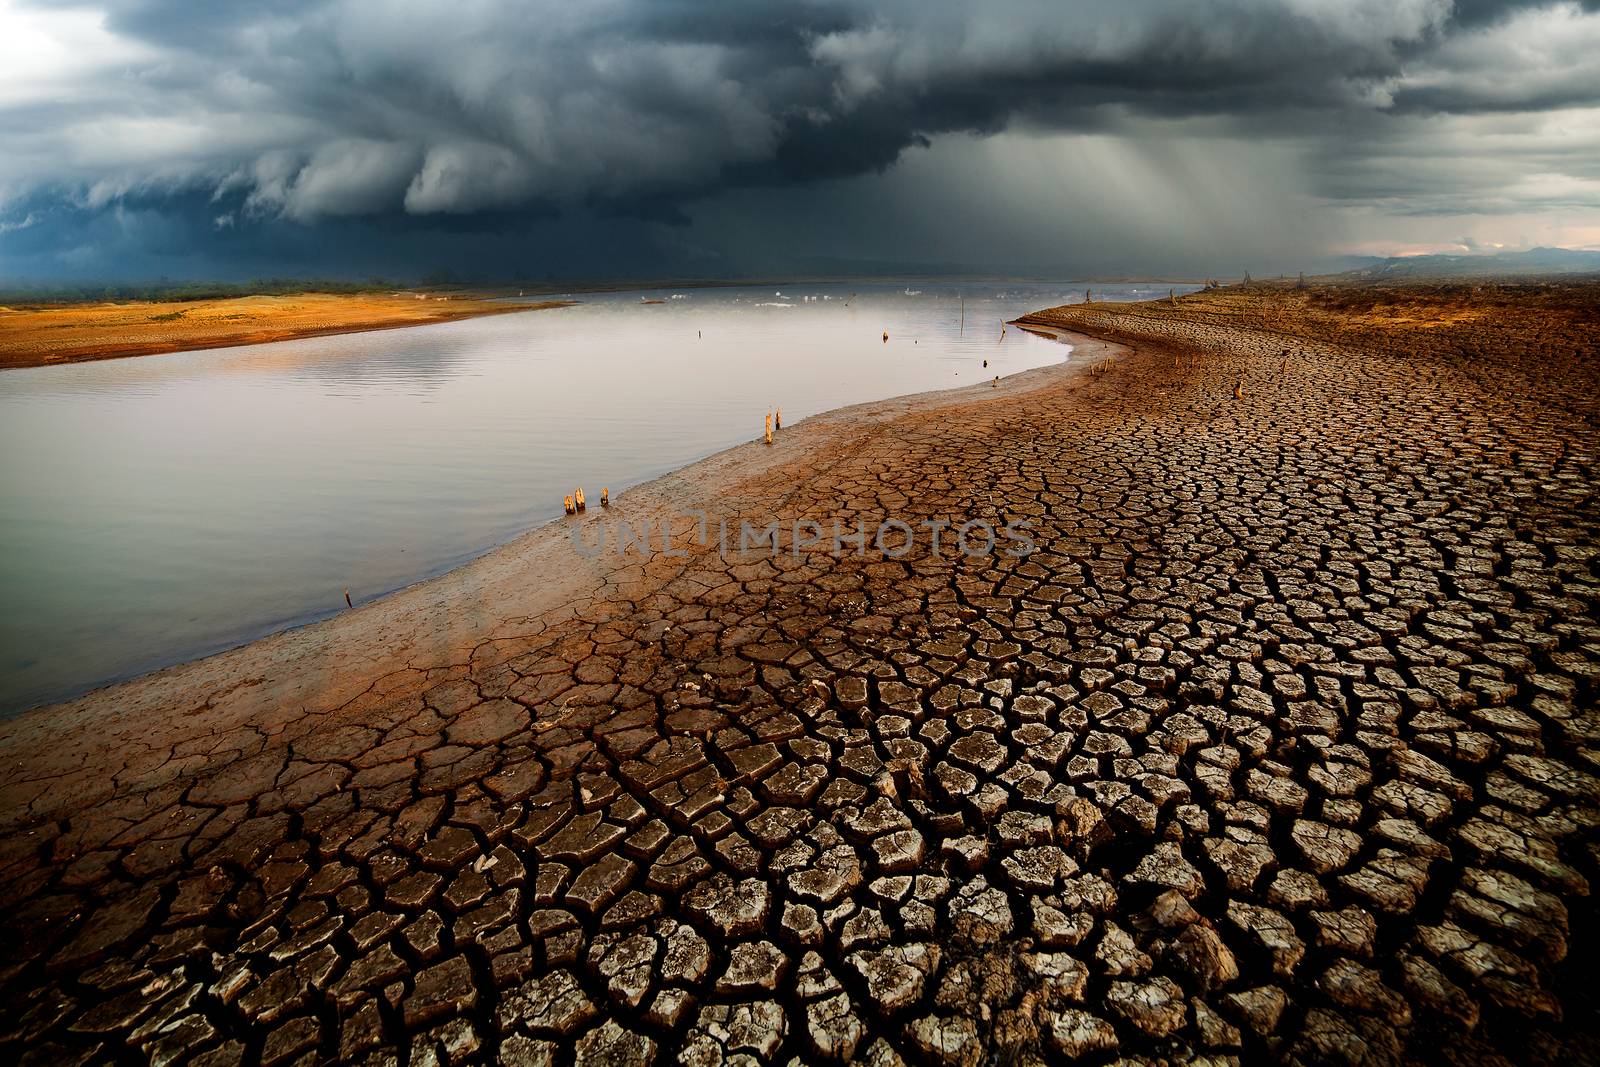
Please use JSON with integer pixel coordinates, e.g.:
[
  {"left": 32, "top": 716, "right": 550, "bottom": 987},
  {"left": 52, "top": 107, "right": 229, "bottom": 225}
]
[{"left": 0, "top": 281, "right": 1190, "bottom": 712}]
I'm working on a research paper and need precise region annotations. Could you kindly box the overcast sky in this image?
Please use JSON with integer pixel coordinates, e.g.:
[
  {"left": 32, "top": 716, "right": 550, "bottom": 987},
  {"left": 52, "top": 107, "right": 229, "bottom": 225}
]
[{"left": 2, "top": 0, "right": 1598, "bottom": 283}]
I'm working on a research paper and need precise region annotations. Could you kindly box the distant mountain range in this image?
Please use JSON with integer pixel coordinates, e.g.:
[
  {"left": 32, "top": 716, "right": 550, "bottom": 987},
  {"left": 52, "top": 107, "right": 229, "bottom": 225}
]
[{"left": 1330, "top": 247, "right": 1600, "bottom": 280}]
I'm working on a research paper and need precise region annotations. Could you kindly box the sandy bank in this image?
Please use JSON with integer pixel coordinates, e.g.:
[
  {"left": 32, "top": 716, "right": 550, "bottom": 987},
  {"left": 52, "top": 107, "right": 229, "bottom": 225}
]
[
  {"left": 0, "top": 329, "right": 1112, "bottom": 794},
  {"left": 0, "top": 292, "right": 574, "bottom": 370}
]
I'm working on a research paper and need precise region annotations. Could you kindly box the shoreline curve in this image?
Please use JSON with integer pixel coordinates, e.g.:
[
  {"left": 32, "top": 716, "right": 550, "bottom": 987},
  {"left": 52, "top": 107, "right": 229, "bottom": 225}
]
[{"left": 0, "top": 327, "right": 1121, "bottom": 758}]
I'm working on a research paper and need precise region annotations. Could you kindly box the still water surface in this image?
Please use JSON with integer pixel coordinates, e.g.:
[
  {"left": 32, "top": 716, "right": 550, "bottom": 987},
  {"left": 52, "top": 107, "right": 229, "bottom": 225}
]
[{"left": 0, "top": 282, "right": 1184, "bottom": 712}]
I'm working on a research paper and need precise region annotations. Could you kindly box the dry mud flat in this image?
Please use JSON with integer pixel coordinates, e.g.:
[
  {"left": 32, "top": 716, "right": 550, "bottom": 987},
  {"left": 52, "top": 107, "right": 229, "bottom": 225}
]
[{"left": 1, "top": 283, "right": 1597, "bottom": 1065}]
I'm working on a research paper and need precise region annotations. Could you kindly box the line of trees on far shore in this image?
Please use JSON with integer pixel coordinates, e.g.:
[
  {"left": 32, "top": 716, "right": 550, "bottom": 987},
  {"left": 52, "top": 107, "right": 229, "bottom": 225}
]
[{"left": 0, "top": 277, "right": 402, "bottom": 305}]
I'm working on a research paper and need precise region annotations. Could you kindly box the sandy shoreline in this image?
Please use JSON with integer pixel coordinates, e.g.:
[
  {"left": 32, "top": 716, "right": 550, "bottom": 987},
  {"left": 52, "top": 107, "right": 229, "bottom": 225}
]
[
  {"left": 0, "top": 327, "right": 1112, "bottom": 756},
  {"left": 1, "top": 285, "right": 1596, "bottom": 1064},
  {"left": 0, "top": 292, "right": 574, "bottom": 370}
]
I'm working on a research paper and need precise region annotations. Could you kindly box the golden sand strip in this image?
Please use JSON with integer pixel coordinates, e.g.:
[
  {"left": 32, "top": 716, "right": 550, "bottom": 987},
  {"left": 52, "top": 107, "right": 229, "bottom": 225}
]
[{"left": 0, "top": 292, "right": 574, "bottom": 369}]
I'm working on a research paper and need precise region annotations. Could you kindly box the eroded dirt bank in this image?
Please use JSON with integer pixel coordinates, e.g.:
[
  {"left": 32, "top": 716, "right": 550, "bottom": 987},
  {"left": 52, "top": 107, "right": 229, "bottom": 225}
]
[{"left": 1, "top": 283, "right": 1596, "bottom": 1066}]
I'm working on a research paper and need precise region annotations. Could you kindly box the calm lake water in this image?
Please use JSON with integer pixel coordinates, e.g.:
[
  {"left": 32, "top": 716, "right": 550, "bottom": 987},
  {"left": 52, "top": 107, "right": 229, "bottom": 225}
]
[{"left": 0, "top": 282, "right": 1184, "bottom": 713}]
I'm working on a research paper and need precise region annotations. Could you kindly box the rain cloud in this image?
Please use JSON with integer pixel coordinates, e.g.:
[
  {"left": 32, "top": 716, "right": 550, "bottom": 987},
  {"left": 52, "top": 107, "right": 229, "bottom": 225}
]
[{"left": 2, "top": 0, "right": 1597, "bottom": 280}]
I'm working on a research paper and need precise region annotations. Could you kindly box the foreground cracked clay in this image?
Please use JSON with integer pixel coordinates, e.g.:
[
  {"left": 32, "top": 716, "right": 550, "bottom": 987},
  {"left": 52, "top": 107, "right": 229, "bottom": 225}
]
[{"left": 1, "top": 284, "right": 1597, "bottom": 1065}]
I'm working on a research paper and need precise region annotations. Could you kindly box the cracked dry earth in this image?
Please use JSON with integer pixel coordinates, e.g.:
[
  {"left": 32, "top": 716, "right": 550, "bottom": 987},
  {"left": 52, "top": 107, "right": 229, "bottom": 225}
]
[{"left": 2, "top": 283, "right": 1599, "bottom": 1067}]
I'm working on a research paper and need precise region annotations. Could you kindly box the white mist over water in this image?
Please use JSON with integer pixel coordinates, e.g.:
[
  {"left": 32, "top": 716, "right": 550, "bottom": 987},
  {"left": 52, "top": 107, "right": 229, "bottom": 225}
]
[{"left": 0, "top": 282, "right": 1188, "bottom": 712}]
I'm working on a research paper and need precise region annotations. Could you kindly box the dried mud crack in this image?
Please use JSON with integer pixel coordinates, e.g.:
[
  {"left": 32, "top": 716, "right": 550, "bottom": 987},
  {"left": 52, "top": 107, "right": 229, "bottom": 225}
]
[{"left": 1, "top": 282, "right": 1597, "bottom": 1066}]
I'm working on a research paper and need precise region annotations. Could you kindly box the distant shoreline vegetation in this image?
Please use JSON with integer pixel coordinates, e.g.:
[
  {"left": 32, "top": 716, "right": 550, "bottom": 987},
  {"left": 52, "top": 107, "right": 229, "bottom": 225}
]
[
  {"left": 0, "top": 274, "right": 1208, "bottom": 307},
  {"left": 0, "top": 278, "right": 401, "bottom": 306}
]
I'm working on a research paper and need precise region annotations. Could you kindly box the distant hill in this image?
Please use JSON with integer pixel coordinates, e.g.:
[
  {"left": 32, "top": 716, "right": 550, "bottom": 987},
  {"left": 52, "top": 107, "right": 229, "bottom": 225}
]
[{"left": 1331, "top": 247, "right": 1600, "bottom": 280}]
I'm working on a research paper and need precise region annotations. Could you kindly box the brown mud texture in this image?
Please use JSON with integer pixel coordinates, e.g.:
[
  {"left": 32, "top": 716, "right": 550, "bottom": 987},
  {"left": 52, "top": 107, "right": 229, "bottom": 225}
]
[{"left": 1, "top": 281, "right": 1597, "bottom": 1066}]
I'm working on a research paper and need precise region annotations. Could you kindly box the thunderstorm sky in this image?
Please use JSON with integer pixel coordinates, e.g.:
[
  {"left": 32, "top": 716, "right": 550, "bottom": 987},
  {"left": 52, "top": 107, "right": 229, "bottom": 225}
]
[{"left": 2, "top": 0, "right": 1598, "bottom": 282}]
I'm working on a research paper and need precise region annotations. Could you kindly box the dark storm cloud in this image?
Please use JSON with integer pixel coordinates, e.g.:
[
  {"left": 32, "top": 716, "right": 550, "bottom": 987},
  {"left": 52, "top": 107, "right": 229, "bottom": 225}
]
[
  {"left": 0, "top": 0, "right": 1468, "bottom": 213},
  {"left": 2, "top": 0, "right": 1598, "bottom": 280},
  {"left": 1448, "top": 0, "right": 1599, "bottom": 23},
  {"left": 1387, "top": 1, "right": 1600, "bottom": 114}
]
